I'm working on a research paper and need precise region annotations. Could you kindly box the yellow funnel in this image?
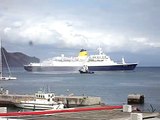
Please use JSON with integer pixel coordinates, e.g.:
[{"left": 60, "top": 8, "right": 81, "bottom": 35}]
[{"left": 78, "top": 49, "right": 88, "bottom": 57}]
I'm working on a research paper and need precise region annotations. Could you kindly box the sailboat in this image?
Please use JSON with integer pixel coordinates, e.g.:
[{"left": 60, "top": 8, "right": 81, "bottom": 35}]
[{"left": 0, "top": 39, "right": 17, "bottom": 80}]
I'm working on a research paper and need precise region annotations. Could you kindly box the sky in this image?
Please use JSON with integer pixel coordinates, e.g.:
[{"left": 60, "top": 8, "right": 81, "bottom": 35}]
[{"left": 0, "top": 0, "right": 160, "bottom": 66}]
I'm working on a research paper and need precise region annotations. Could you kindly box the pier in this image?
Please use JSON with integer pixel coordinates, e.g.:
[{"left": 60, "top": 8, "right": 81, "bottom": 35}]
[
  {"left": 0, "top": 105, "right": 160, "bottom": 120},
  {"left": 1, "top": 91, "right": 160, "bottom": 120},
  {"left": 0, "top": 94, "right": 101, "bottom": 107},
  {"left": 55, "top": 95, "right": 101, "bottom": 107},
  {"left": 0, "top": 93, "right": 160, "bottom": 120}
]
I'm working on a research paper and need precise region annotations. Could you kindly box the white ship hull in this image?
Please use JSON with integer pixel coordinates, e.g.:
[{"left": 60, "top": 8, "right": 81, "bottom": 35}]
[
  {"left": 24, "top": 63, "right": 137, "bottom": 72},
  {"left": 24, "top": 47, "right": 138, "bottom": 73}
]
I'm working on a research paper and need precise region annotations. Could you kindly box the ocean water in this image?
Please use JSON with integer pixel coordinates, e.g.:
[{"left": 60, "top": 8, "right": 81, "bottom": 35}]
[{"left": 1, "top": 67, "right": 160, "bottom": 112}]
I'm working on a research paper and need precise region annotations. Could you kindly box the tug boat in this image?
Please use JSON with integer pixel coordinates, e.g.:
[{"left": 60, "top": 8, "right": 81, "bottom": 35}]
[{"left": 79, "top": 65, "right": 94, "bottom": 74}]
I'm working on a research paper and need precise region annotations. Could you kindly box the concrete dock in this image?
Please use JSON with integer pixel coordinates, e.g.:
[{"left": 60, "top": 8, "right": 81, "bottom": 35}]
[
  {"left": 0, "top": 93, "right": 160, "bottom": 120},
  {"left": 55, "top": 95, "right": 101, "bottom": 107},
  {"left": 1, "top": 107, "right": 159, "bottom": 120},
  {"left": 30, "top": 110, "right": 159, "bottom": 120},
  {"left": 0, "top": 94, "right": 101, "bottom": 107},
  {"left": 1, "top": 91, "right": 159, "bottom": 120}
]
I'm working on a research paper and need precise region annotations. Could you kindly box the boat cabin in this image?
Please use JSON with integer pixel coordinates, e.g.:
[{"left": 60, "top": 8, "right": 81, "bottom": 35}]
[{"left": 35, "top": 91, "right": 55, "bottom": 102}]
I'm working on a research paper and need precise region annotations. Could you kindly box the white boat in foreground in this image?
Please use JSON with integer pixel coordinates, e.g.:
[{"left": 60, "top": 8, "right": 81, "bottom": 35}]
[{"left": 15, "top": 91, "right": 64, "bottom": 110}]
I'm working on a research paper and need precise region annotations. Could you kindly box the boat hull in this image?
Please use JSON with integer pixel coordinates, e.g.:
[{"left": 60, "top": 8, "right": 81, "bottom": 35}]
[
  {"left": 24, "top": 64, "right": 137, "bottom": 72},
  {"left": 79, "top": 70, "right": 94, "bottom": 74},
  {"left": 16, "top": 103, "right": 64, "bottom": 110},
  {"left": 89, "top": 64, "right": 137, "bottom": 71}
]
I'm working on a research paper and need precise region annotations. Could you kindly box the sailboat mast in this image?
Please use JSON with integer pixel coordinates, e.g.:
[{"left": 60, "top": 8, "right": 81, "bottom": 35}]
[
  {"left": 2, "top": 47, "right": 12, "bottom": 77},
  {"left": 0, "top": 38, "right": 2, "bottom": 78},
  {"left": 0, "top": 37, "right": 17, "bottom": 80}
]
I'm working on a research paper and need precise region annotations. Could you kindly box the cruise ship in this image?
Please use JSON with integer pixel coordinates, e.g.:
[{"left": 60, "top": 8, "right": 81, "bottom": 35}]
[{"left": 24, "top": 47, "right": 137, "bottom": 73}]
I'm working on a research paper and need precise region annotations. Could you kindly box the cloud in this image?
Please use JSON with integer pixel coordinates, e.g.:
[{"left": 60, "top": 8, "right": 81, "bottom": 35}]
[
  {"left": 4, "top": 27, "right": 11, "bottom": 33},
  {"left": 0, "top": 0, "right": 160, "bottom": 55},
  {"left": 132, "top": 37, "right": 160, "bottom": 49},
  {"left": 2, "top": 18, "right": 160, "bottom": 54}
]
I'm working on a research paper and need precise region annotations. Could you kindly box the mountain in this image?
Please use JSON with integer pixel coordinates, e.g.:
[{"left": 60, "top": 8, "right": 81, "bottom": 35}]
[{"left": 1, "top": 47, "right": 40, "bottom": 67}]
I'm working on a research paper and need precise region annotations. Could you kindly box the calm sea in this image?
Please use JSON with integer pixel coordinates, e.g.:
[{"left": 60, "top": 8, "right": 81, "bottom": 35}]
[{"left": 1, "top": 67, "right": 160, "bottom": 112}]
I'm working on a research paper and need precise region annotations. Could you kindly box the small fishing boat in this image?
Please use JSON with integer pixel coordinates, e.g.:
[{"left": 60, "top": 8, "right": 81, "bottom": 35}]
[{"left": 15, "top": 91, "right": 64, "bottom": 110}]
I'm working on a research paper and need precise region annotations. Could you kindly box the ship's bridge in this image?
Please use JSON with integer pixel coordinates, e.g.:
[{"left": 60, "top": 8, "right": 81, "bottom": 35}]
[
  {"left": 87, "top": 47, "right": 115, "bottom": 62},
  {"left": 89, "top": 54, "right": 110, "bottom": 61}
]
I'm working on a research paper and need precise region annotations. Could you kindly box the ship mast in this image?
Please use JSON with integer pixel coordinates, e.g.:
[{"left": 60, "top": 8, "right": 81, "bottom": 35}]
[{"left": 97, "top": 47, "right": 103, "bottom": 55}]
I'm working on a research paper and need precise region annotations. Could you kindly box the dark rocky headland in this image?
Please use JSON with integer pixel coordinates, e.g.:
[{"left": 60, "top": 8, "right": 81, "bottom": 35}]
[{"left": 1, "top": 47, "right": 40, "bottom": 67}]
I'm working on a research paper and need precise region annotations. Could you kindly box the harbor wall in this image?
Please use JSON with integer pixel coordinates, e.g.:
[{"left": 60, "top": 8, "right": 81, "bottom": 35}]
[
  {"left": 0, "top": 94, "right": 101, "bottom": 107},
  {"left": 55, "top": 96, "right": 101, "bottom": 107}
]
